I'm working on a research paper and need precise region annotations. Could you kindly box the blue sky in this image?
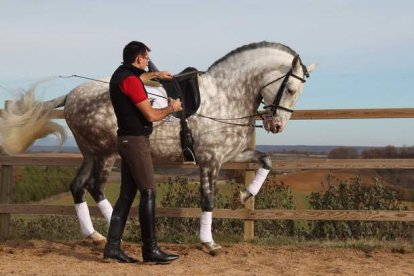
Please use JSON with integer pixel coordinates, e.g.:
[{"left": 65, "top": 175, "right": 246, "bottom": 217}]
[{"left": 1, "top": 0, "right": 413, "bottom": 147}]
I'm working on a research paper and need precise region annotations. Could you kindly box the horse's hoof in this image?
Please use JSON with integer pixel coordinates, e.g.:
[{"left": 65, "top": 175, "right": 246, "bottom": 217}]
[
  {"left": 232, "top": 190, "right": 253, "bottom": 210},
  {"left": 87, "top": 231, "right": 107, "bottom": 248},
  {"left": 230, "top": 191, "right": 243, "bottom": 210},
  {"left": 201, "top": 241, "right": 222, "bottom": 256}
]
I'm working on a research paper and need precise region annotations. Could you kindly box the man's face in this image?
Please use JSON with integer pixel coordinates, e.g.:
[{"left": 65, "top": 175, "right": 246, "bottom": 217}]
[{"left": 135, "top": 51, "right": 150, "bottom": 69}]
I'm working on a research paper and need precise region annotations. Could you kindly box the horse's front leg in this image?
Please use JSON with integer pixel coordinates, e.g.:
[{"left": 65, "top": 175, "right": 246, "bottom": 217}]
[
  {"left": 230, "top": 150, "right": 272, "bottom": 209},
  {"left": 199, "top": 164, "right": 222, "bottom": 255}
]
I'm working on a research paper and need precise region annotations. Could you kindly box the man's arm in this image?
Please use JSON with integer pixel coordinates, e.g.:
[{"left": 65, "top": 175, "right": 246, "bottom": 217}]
[
  {"left": 135, "top": 98, "right": 182, "bottom": 122},
  {"left": 140, "top": 71, "right": 173, "bottom": 82}
]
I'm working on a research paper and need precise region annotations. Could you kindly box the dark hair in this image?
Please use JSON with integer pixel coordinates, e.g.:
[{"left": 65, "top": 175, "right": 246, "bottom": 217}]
[{"left": 122, "top": 41, "right": 151, "bottom": 64}]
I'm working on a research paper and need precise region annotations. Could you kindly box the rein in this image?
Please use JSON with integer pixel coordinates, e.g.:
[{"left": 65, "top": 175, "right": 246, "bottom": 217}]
[
  {"left": 59, "top": 74, "right": 169, "bottom": 99},
  {"left": 59, "top": 74, "right": 263, "bottom": 128},
  {"left": 59, "top": 56, "right": 308, "bottom": 130}
]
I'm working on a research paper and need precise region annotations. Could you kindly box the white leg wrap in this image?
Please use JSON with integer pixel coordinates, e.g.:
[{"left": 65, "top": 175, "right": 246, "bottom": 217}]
[
  {"left": 97, "top": 199, "right": 113, "bottom": 224},
  {"left": 75, "top": 202, "right": 95, "bottom": 237},
  {"left": 199, "top": 211, "right": 213, "bottom": 243},
  {"left": 246, "top": 168, "right": 270, "bottom": 196}
]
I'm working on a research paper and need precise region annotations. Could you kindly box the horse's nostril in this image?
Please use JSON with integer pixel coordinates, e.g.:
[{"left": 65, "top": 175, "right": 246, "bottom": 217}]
[{"left": 275, "top": 124, "right": 282, "bottom": 133}]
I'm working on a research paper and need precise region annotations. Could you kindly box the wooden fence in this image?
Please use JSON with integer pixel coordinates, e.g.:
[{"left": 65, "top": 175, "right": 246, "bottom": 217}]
[{"left": 1, "top": 107, "right": 414, "bottom": 241}]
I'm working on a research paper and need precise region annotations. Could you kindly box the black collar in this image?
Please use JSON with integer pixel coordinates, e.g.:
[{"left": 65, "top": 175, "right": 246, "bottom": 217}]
[{"left": 122, "top": 64, "right": 146, "bottom": 77}]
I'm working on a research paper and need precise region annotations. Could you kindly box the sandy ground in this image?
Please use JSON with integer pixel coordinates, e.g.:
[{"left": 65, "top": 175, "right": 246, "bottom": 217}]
[{"left": 1, "top": 240, "right": 414, "bottom": 275}]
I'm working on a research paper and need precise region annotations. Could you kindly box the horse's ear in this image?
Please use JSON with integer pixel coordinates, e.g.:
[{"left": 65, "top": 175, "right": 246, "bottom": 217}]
[
  {"left": 306, "top": 63, "right": 317, "bottom": 74},
  {"left": 292, "top": 55, "right": 300, "bottom": 69}
]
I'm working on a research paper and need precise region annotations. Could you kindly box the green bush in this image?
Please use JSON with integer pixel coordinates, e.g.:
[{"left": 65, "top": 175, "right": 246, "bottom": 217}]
[
  {"left": 308, "top": 175, "right": 414, "bottom": 240},
  {"left": 12, "top": 166, "right": 77, "bottom": 203},
  {"left": 254, "top": 182, "right": 297, "bottom": 238},
  {"left": 9, "top": 174, "right": 414, "bottom": 243}
]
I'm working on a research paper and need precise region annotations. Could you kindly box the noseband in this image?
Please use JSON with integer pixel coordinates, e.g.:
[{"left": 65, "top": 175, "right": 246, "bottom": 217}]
[{"left": 261, "top": 56, "right": 309, "bottom": 116}]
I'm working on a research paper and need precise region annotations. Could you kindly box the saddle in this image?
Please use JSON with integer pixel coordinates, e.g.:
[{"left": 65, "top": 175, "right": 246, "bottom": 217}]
[
  {"left": 148, "top": 61, "right": 201, "bottom": 164},
  {"left": 154, "top": 67, "right": 201, "bottom": 119}
]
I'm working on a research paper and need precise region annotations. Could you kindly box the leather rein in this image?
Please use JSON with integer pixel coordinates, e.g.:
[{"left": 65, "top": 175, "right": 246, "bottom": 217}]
[{"left": 59, "top": 57, "right": 308, "bottom": 128}]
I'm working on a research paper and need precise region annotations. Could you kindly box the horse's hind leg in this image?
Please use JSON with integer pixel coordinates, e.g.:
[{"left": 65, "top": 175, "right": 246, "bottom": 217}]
[
  {"left": 70, "top": 156, "right": 99, "bottom": 239},
  {"left": 86, "top": 154, "right": 117, "bottom": 225},
  {"left": 230, "top": 150, "right": 272, "bottom": 209}
]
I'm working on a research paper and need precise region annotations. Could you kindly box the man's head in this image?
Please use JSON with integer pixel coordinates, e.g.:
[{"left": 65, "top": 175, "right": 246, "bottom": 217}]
[{"left": 123, "top": 41, "right": 151, "bottom": 69}]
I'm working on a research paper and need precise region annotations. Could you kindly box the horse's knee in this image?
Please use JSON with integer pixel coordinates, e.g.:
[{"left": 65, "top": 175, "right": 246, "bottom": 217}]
[{"left": 258, "top": 153, "right": 272, "bottom": 170}]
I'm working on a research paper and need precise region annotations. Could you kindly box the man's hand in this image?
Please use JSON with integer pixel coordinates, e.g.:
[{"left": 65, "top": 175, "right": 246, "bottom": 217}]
[
  {"left": 140, "top": 71, "right": 173, "bottom": 82},
  {"left": 168, "top": 97, "right": 183, "bottom": 112},
  {"left": 157, "top": 71, "right": 173, "bottom": 80}
]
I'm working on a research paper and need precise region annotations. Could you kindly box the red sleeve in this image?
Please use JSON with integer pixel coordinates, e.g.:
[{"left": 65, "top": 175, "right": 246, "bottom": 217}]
[{"left": 119, "top": 75, "right": 148, "bottom": 104}]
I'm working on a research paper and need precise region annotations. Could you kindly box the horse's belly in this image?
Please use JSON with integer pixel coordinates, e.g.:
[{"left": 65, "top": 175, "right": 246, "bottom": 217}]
[{"left": 150, "top": 120, "right": 182, "bottom": 161}]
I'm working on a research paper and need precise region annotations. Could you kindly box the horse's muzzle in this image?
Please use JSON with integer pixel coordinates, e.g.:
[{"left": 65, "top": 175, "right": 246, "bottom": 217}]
[{"left": 263, "top": 115, "right": 284, "bottom": 134}]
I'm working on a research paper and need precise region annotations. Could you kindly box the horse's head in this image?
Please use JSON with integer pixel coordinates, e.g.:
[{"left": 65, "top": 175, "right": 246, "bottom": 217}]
[{"left": 261, "top": 55, "right": 316, "bottom": 133}]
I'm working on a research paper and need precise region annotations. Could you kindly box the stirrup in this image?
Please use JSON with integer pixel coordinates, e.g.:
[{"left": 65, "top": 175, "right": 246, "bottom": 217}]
[{"left": 182, "top": 147, "right": 196, "bottom": 165}]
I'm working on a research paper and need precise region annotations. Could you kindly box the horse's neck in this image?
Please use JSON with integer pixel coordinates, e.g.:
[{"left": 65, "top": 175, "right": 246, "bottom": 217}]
[
  {"left": 199, "top": 49, "right": 292, "bottom": 117},
  {"left": 197, "top": 74, "right": 258, "bottom": 118}
]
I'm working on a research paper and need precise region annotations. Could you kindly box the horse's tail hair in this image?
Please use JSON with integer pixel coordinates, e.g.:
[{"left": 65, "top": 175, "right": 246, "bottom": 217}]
[{"left": 0, "top": 90, "right": 68, "bottom": 155}]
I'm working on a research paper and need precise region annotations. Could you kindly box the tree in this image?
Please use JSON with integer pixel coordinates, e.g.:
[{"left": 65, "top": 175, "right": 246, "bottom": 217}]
[{"left": 328, "top": 147, "right": 359, "bottom": 159}]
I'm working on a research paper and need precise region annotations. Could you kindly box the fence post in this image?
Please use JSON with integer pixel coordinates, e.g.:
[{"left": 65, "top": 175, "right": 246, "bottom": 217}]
[
  {"left": 243, "top": 169, "right": 255, "bottom": 241},
  {"left": 0, "top": 164, "right": 13, "bottom": 239},
  {"left": 243, "top": 127, "right": 256, "bottom": 241},
  {"left": 0, "top": 101, "right": 13, "bottom": 239}
]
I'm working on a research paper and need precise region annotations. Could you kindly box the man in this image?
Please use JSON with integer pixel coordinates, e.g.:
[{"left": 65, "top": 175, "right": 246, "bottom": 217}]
[{"left": 104, "top": 41, "right": 182, "bottom": 264}]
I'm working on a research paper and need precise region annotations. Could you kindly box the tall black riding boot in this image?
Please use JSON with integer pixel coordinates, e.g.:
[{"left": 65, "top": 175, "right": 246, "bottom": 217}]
[
  {"left": 103, "top": 199, "right": 137, "bottom": 263},
  {"left": 139, "top": 189, "right": 179, "bottom": 264}
]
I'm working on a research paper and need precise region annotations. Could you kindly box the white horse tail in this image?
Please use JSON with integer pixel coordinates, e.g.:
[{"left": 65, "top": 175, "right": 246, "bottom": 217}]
[{"left": 0, "top": 91, "right": 68, "bottom": 155}]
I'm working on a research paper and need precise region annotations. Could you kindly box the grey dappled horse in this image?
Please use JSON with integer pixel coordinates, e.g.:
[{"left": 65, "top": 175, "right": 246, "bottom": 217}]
[{"left": 0, "top": 42, "right": 315, "bottom": 254}]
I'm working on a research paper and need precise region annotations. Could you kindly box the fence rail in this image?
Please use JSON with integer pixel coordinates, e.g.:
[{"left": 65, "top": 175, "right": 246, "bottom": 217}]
[
  {"left": 1, "top": 107, "right": 414, "bottom": 240},
  {"left": 2, "top": 154, "right": 414, "bottom": 169},
  {"left": 1, "top": 204, "right": 414, "bottom": 221},
  {"left": 1, "top": 155, "right": 414, "bottom": 240},
  {"left": 3, "top": 107, "right": 414, "bottom": 120}
]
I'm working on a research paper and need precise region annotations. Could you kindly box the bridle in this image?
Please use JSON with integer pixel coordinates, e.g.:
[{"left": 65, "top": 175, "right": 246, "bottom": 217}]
[{"left": 261, "top": 55, "right": 309, "bottom": 116}]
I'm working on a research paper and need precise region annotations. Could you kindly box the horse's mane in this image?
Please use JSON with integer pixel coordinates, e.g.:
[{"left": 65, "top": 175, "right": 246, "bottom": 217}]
[{"left": 208, "top": 41, "right": 297, "bottom": 70}]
